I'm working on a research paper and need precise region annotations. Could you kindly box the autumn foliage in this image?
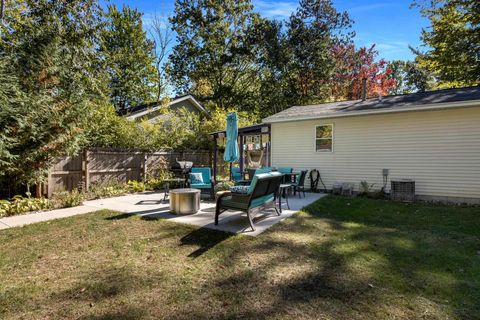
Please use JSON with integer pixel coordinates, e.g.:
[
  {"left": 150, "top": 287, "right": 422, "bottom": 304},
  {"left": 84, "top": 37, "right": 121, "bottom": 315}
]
[{"left": 331, "top": 44, "right": 396, "bottom": 100}]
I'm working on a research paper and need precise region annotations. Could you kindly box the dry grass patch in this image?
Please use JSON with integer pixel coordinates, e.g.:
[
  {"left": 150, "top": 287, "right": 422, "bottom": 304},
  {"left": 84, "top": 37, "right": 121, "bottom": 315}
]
[{"left": 0, "top": 196, "right": 479, "bottom": 319}]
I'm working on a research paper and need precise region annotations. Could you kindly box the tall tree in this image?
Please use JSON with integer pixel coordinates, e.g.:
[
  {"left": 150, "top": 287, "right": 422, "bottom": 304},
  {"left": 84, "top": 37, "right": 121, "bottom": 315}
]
[
  {"left": 250, "top": 18, "right": 293, "bottom": 115},
  {"left": 100, "top": 5, "right": 157, "bottom": 113},
  {"left": 169, "top": 0, "right": 260, "bottom": 110},
  {"left": 387, "top": 59, "right": 436, "bottom": 94},
  {"left": 286, "top": 0, "right": 353, "bottom": 104},
  {"left": 412, "top": 0, "right": 479, "bottom": 86},
  {"left": 330, "top": 44, "right": 396, "bottom": 100},
  {"left": 0, "top": 0, "right": 105, "bottom": 192}
]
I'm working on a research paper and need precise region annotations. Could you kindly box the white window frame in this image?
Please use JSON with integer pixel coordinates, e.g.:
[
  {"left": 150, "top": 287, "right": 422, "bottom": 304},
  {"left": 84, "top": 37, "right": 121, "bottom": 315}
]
[{"left": 315, "top": 124, "right": 334, "bottom": 153}]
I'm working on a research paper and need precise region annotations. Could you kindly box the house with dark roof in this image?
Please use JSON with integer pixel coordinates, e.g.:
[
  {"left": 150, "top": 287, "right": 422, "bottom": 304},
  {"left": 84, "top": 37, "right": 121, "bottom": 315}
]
[
  {"left": 125, "top": 94, "right": 208, "bottom": 122},
  {"left": 262, "top": 86, "right": 480, "bottom": 203}
]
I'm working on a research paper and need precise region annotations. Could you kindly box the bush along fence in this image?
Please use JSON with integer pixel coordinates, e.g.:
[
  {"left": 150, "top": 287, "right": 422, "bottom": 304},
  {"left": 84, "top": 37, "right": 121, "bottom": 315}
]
[{"left": 45, "top": 148, "right": 212, "bottom": 197}]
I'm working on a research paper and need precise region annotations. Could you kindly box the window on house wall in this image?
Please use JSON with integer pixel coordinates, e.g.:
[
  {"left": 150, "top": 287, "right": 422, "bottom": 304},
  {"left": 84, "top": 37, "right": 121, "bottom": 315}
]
[{"left": 315, "top": 124, "right": 333, "bottom": 152}]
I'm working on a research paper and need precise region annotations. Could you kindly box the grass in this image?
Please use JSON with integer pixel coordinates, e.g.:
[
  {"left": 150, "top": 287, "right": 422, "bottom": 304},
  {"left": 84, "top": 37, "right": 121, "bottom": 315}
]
[{"left": 0, "top": 195, "right": 479, "bottom": 319}]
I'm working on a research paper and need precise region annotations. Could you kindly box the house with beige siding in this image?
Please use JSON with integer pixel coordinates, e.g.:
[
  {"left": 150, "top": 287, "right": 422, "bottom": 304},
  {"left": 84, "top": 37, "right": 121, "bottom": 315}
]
[{"left": 263, "top": 86, "right": 480, "bottom": 204}]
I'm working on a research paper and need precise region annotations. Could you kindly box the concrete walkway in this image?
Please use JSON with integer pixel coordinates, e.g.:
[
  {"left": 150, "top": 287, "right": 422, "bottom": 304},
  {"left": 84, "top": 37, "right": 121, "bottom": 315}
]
[{"left": 0, "top": 191, "right": 326, "bottom": 235}]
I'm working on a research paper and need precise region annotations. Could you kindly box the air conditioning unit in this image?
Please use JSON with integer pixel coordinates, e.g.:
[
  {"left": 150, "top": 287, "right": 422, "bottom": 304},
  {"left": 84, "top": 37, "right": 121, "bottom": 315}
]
[{"left": 391, "top": 180, "right": 415, "bottom": 202}]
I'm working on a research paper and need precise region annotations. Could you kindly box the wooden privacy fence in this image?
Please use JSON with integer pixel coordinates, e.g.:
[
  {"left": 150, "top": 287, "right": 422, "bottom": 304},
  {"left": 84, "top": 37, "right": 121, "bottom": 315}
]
[{"left": 47, "top": 148, "right": 212, "bottom": 197}]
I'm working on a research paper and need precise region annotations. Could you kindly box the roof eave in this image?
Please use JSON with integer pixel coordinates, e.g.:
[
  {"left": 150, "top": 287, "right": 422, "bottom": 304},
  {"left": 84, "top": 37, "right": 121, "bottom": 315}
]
[
  {"left": 127, "top": 95, "right": 209, "bottom": 120},
  {"left": 262, "top": 100, "right": 480, "bottom": 124}
]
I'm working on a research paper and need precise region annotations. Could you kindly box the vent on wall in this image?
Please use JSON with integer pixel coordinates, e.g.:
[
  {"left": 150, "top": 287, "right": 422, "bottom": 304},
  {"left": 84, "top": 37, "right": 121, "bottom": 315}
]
[{"left": 391, "top": 180, "right": 415, "bottom": 202}]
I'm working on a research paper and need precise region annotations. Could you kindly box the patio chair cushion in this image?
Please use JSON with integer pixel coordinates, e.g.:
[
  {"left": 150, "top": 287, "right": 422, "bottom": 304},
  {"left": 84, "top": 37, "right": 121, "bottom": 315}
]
[
  {"left": 220, "top": 194, "right": 275, "bottom": 210},
  {"left": 190, "top": 172, "right": 204, "bottom": 184},
  {"left": 277, "top": 167, "right": 293, "bottom": 174},
  {"left": 190, "top": 183, "right": 212, "bottom": 189},
  {"left": 251, "top": 194, "right": 275, "bottom": 208},
  {"left": 247, "top": 171, "right": 283, "bottom": 194},
  {"left": 254, "top": 167, "right": 272, "bottom": 175},
  {"left": 191, "top": 167, "right": 212, "bottom": 184},
  {"left": 231, "top": 167, "right": 242, "bottom": 182},
  {"left": 230, "top": 185, "right": 249, "bottom": 194}
]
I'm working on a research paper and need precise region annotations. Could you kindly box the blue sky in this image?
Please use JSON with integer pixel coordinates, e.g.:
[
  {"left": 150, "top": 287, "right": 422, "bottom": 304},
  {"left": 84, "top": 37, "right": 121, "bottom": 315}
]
[{"left": 100, "top": 0, "right": 429, "bottom": 61}]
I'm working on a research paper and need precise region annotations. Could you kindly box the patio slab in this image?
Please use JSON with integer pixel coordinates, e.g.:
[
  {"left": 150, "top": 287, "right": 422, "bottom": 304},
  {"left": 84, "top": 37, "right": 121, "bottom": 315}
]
[
  {"left": 83, "top": 191, "right": 326, "bottom": 236},
  {"left": 0, "top": 191, "right": 326, "bottom": 235}
]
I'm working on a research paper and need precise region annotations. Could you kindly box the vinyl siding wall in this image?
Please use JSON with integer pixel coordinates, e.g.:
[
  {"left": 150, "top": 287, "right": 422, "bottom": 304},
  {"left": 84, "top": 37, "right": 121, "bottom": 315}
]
[{"left": 270, "top": 106, "right": 480, "bottom": 202}]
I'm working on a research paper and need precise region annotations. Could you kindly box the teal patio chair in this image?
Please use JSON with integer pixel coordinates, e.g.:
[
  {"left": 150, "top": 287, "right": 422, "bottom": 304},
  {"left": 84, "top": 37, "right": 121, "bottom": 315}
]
[
  {"left": 215, "top": 172, "right": 283, "bottom": 231},
  {"left": 277, "top": 167, "right": 293, "bottom": 183},
  {"left": 231, "top": 167, "right": 242, "bottom": 182},
  {"left": 189, "top": 167, "right": 215, "bottom": 199}
]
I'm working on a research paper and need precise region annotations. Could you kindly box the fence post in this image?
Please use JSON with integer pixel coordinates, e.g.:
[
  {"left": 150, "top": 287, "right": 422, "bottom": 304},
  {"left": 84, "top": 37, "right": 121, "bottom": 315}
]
[
  {"left": 84, "top": 149, "right": 90, "bottom": 192},
  {"left": 142, "top": 153, "right": 148, "bottom": 182},
  {"left": 47, "top": 170, "right": 53, "bottom": 198}
]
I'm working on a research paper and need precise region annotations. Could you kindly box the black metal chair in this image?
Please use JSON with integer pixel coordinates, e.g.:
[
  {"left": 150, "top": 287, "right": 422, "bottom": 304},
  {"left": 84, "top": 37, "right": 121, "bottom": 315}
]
[{"left": 292, "top": 170, "right": 308, "bottom": 198}]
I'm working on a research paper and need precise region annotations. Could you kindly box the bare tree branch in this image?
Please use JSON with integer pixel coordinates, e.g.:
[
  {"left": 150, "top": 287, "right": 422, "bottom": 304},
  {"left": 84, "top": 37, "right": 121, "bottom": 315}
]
[{"left": 149, "top": 10, "right": 173, "bottom": 101}]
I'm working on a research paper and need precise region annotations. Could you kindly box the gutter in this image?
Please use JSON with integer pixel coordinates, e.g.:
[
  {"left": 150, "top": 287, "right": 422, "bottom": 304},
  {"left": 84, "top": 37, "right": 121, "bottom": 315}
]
[{"left": 262, "top": 100, "right": 480, "bottom": 124}]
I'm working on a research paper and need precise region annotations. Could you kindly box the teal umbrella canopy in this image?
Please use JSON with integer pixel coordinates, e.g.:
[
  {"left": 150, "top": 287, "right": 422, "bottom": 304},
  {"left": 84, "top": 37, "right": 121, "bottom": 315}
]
[{"left": 223, "top": 112, "right": 239, "bottom": 163}]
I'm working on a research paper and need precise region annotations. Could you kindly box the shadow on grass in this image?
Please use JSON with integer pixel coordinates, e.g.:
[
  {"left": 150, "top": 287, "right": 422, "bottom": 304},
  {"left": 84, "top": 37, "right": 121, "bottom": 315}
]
[
  {"left": 179, "top": 227, "right": 233, "bottom": 258},
  {"left": 3, "top": 195, "right": 478, "bottom": 319},
  {"left": 168, "top": 195, "right": 479, "bottom": 318},
  {"left": 105, "top": 213, "right": 133, "bottom": 220}
]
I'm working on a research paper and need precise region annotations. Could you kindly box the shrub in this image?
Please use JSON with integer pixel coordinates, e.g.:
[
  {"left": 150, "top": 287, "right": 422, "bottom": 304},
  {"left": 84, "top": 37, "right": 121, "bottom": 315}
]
[
  {"left": 0, "top": 200, "right": 10, "bottom": 217},
  {"left": 146, "top": 169, "right": 174, "bottom": 190},
  {"left": 359, "top": 180, "right": 375, "bottom": 195},
  {"left": 127, "top": 180, "right": 146, "bottom": 193},
  {"left": 359, "top": 180, "right": 385, "bottom": 199},
  {"left": 0, "top": 194, "right": 52, "bottom": 217},
  {"left": 52, "top": 189, "right": 85, "bottom": 208},
  {"left": 87, "top": 179, "right": 128, "bottom": 199},
  {"left": 214, "top": 180, "right": 235, "bottom": 193}
]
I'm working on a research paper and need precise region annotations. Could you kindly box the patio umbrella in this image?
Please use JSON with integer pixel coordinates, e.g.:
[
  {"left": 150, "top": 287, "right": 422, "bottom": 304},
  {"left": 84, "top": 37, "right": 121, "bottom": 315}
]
[{"left": 223, "top": 112, "right": 239, "bottom": 163}]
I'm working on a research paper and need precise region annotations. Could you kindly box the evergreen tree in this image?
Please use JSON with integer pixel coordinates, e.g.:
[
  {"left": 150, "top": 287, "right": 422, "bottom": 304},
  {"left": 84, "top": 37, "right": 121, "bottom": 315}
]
[
  {"left": 413, "top": 0, "right": 479, "bottom": 86},
  {"left": 286, "top": 0, "right": 353, "bottom": 104},
  {"left": 100, "top": 5, "right": 157, "bottom": 113},
  {"left": 0, "top": 0, "right": 105, "bottom": 192}
]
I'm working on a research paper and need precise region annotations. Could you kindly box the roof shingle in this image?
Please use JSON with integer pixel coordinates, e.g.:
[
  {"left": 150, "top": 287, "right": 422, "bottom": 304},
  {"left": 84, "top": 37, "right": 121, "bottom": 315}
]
[{"left": 263, "top": 86, "right": 480, "bottom": 123}]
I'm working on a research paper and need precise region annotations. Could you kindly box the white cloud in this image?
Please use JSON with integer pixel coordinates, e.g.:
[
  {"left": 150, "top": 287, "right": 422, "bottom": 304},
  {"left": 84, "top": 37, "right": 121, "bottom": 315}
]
[
  {"left": 357, "top": 39, "right": 412, "bottom": 60},
  {"left": 253, "top": 0, "right": 297, "bottom": 19},
  {"left": 348, "top": 3, "right": 391, "bottom": 14}
]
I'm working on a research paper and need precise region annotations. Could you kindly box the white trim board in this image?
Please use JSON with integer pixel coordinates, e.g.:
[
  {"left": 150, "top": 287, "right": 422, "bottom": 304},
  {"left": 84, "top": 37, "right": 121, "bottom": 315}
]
[{"left": 263, "top": 100, "right": 480, "bottom": 124}]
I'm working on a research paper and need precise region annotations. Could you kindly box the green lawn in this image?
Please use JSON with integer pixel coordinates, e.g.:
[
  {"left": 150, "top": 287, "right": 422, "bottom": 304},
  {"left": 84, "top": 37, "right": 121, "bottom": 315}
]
[{"left": 0, "top": 196, "right": 479, "bottom": 319}]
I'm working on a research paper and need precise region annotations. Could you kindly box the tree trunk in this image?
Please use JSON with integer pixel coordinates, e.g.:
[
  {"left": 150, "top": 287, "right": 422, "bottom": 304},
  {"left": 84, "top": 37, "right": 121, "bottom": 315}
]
[{"left": 0, "top": 0, "right": 5, "bottom": 22}]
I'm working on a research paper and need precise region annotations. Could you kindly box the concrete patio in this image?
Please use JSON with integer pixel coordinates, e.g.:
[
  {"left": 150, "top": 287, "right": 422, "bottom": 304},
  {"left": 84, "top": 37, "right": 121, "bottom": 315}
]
[{"left": 0, "top": 191, "right": 326, "bottom": 236}]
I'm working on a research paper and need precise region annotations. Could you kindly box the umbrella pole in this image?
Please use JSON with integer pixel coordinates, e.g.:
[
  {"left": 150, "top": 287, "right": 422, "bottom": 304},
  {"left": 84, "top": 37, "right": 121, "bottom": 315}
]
[{"left": 213, "top": 135, "right": 217, "bottom": 181}]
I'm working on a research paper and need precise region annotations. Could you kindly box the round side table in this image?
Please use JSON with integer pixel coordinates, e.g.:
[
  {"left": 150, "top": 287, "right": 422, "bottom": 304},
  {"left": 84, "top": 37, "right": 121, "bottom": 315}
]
[{"left": 169, "top": 188, "right": 201, "bottom": 215}]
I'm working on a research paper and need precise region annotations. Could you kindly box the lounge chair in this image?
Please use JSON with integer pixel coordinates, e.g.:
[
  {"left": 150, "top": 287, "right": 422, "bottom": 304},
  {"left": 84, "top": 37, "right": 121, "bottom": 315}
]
[
  {"left": 215, "top": 172, "right": 283, "bottom": 231},
  {"left": 189, "top": 167, "right": 215, "bottom": 199}
]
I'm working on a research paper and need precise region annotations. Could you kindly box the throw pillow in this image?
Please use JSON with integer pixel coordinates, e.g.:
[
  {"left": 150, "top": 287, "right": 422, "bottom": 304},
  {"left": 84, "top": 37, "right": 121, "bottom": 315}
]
[
  {"left": 230, "top": 185, "right": 250, "bottom": 194},
  {"left": 190, "top": 172, "right": 204, "bottom": 184}
]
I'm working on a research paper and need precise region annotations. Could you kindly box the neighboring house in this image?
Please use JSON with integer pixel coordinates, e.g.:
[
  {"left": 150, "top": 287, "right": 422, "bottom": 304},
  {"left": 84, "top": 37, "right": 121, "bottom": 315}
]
[
  {"left": 263, "top": 86, "right": 480, "bottom": 204},
  {"left": 125, "top": 95, "right": 208, "bottom": 122}
]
